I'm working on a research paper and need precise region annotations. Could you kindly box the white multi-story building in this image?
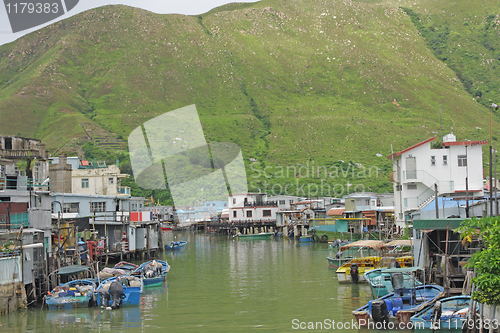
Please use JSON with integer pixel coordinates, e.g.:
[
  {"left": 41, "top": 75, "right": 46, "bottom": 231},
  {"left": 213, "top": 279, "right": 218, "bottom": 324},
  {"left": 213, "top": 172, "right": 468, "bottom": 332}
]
[
  {"left": 228, "top": 193, "right": 279, "bottom": 222},
  {"left": 388, "top": 134, "right": 486, "bottom": 229}
]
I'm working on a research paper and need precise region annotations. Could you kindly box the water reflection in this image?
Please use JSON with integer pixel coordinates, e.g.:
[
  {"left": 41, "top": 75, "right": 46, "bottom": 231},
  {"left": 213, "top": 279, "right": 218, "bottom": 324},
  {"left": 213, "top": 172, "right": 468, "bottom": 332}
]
[{"left": 1, "top": 232, "right": 456, "bottom": 333}]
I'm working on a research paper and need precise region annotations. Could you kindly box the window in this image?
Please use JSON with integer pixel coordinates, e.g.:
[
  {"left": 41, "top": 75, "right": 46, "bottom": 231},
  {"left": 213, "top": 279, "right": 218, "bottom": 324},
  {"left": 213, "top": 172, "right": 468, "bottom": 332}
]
[
  {"left": 223, "top": 203, "right": 227, "bottom": 207},
  {"left": 365, "top": 199, "right": 370, "bottom": 205},
  {"left": 109, "top": 178, "right": 114, "bottom": 184},
  {"left": 82, "top": 178, "right": 89, "bottom": 188},
  {"left": 289, "top": 200, "right": 294, "bottom": 205},
  {"left": 279, "top": 200, "right": 285, "bottom": 205},
  {"left": 233, "top": 211, "right": 237, "bottom": 218},
  {"left": 407, "top": 184, "right": 417, "bottom": 190},
  {"left": 263, "top": 210, "right": 271, "bottom": 217},
  {"left": 91, "top": 202, "right": 106, "bottom": 212},
  {"left": 63, "top": 202, "right": 79, "bottom": 213},
  {"left": 246, "top": 211, "right": 253, "bottom": 218},
  {"left": 233, "top": 198, "right": 236, "bottom": 204},
  {"left": 443, "top": 155, "right": 448, "bottom": 165},
  {"left": 458, "top": 155, "right": 467, "bottom": 167},
  {"left": 431, "top": 156, "right": 436, "bottom": 166}
]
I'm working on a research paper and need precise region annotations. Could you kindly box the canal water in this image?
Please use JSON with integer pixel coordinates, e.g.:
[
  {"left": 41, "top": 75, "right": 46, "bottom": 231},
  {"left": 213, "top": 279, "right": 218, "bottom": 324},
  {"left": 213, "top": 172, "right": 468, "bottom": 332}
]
[{"left": 1, "top": 232, "right": 452, "bottom": 332}]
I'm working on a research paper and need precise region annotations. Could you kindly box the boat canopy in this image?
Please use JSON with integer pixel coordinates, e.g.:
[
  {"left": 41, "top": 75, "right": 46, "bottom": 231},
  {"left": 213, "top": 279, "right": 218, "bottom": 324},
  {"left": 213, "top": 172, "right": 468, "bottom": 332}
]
[
  {"left": 340, "top": 240, "right": 384, "bottom": 251},
  {"left": 382, "top": 239, "right": 413, "bottom": 248},
  {"left": 56, "top": 265, "right": 92, "bottom": 276},
  {"left": 383, "top": 266, "right": 424, "bottom": 273}
]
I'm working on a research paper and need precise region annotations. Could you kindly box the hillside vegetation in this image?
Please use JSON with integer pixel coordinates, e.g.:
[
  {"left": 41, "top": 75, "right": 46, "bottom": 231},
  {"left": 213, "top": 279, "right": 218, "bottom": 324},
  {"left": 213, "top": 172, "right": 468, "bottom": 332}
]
[{"left": 0, "top": 0, "right": 499, "bottom": 203}]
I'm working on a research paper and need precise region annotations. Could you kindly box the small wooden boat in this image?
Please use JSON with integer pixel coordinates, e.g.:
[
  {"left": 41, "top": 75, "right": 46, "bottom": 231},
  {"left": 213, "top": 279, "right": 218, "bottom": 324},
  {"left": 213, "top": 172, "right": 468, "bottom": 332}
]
[
  {"left": 330, "top": 239, "right": 383, "bottom": 270},
  {"left": 95, "top": 275, "right": 143, "bottom": 308},
  {"left": 364, "top": 266, "right": 423, "bottom": 298},
  {"left": 235, "top": 232, "right": 273, "bottom": 240},
  {"left": 299, "top": 235, "right": 314, "bottom": 242},
  {"left": 45, "top": 265, "right": 96, "bottom": 309},
  {"left": 336, "top": 256, "right": 414, "bottom": 284},
  {"left": 133, "top": 260, "right": 170, "bottom": 287},
  {"left": 161, "top": 222, "right": 173, "bottom": 231},
  {"left": 410, "top": 295, "right": 474, "bottom": 330},
  {"left": 165, "top": 240, "right": 188, "bottom": 250},
  {"left": 46, "top": 279, "right": 96, "bottom": 309},
  {"left": 114, "top": 261, "right": 139, "bottom": 273},
  {"left": 326, "top": 255, "right": 354, "bottom": 268},
  {"left": 336, "top": 256, "right": 381, "bottom": 283},
  {"left": 352, "top": 284, "right": 445, "bottom": 327}
]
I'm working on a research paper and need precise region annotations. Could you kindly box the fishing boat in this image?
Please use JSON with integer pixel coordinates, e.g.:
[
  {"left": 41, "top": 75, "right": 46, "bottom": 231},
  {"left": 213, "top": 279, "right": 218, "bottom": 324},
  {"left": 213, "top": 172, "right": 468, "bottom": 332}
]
[
  {"left": 133, "top": 260, "right": 170, "bottom": 287},
  {"left": 165, "top": 240, "right": 188, "bottom": 250},
  {"left": 329, "top": 240, "right": 383, "bottom": 269},
  {"left": 114, "top": 261, "right": 139, "bottom": 274},
  {"left": 352, "top": 282, "right": 445, "bottom": 327},
  {"left": 364, "top": 266, "right": 423, "bottom": 298},
  {"left": 336, "top": 255, "right": 414, "bottom": 283},
  {"left": 410, "top": 295, "right": 474, "bottom": 330},
  {"left": 299, "top": 235, "right": 314, "bottom": 242},
  {"left": 235, "top": 232, "right": 273, "bottom": 240},
  {"left": 161, "top": 222, "right": 173, "bottom": 231},
  {"left": 45, "top": 265, "right": 96, "bottom": 309},
  {"left": 336, "top": 256, "right": 381, "bottom": 283},
  {"left": 95, "top": 275, "right": 143, "bottom": 308},
  {"left": 327, "top": 255, "right": 353, "bottom": 268}
]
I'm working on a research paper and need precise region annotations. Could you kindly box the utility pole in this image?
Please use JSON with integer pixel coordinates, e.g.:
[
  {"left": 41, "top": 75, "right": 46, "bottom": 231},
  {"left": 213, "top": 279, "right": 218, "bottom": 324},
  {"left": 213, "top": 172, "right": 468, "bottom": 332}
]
[{"left": 435, "top": 184, "right": 439, "bottom": 218}]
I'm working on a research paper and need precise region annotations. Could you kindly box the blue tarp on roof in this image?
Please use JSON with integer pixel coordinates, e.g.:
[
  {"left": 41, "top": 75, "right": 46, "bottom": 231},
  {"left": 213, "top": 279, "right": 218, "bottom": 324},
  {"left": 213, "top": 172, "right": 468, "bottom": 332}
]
[{"left": 421, "top": 197, "right": 483, "bottom": 211}]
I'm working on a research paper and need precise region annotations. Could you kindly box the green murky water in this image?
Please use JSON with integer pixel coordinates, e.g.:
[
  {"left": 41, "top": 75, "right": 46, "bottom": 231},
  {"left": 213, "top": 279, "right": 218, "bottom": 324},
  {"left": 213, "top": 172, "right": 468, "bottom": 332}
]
[{"left": 0, "top": 232, "right": 453, "bottom": 332}]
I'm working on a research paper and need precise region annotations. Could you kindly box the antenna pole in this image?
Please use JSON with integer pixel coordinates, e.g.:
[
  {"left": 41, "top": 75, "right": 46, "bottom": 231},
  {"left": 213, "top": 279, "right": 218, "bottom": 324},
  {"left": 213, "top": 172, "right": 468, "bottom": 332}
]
[{"left": 439, "top": 101, "right": 443, "bottom": 142}]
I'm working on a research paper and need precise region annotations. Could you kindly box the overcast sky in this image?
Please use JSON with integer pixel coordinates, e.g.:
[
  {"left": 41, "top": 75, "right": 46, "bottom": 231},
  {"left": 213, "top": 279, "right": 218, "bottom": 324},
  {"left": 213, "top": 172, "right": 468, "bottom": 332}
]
[{"left": 0, "top": 0, "right": 260, "bottom": 46}]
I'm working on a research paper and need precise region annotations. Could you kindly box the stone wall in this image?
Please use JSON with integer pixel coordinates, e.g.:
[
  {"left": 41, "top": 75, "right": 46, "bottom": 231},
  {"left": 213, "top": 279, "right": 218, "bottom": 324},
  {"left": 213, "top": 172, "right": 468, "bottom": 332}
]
[{"left": 0, "top": 282, "right": 27, "bottom": 314}]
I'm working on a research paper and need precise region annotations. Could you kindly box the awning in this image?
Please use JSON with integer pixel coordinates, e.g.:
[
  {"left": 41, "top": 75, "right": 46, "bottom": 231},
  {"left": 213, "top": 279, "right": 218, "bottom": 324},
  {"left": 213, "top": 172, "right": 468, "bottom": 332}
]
[
  {"left": 221, "top": 213, "right": 229, "bottom": 218},
  {"left": 412, "top": 218, "right": 464, "bottom": 230},
  {"left": 340, "top": 240, "right": 384, "bottom": 251},
  {"left": 382, "top": 239, "right": 413, "bottom": 248},
  {"left": 57, "top": 265, "right": 92, "bottom": 276}
]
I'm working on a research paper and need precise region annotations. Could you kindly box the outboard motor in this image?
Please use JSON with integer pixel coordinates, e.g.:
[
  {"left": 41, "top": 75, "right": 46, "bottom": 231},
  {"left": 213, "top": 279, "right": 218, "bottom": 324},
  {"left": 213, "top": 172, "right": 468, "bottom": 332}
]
[
  {"left": 371, "top": 299, "right": 389, "bottom": 326},
  {"left": 335, "top": 251, "right": 344, "bottom": 259},
  {"left": 431, "top": 301, "right": 442, "bottom": 330},
  {"left": 108, "top": 280, "right": 125, "bottom": 309},
  {"left": 100, "top": 290, "right": 111, "bottom": 308},
  {"left": 388, "top": 259, "right": 401, "bottom": 268},
  {"left": 391, "top": 272, "right": 405, "bottom": 296},
  {"left": 330, "top": 239, "right": 342, "bottom": 249},
  {"left": 350, "top": 263, "right": 359, "bottom": 284}
]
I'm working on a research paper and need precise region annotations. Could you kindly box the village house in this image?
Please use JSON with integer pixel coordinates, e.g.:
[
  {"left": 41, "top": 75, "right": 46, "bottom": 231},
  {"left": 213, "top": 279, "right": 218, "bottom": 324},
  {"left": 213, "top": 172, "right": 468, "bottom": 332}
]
[
  {"left": 228, "top": 193, "right": 279, "bottom": 222},
  {"left": 49, "top": 154, "right": 130, "bottom": 196},
  {"left": 388, "top": 134, "right": 486, "bottom": 231},
  {"left": 0, "top": 135, "right": 51, "bottom": 313}
]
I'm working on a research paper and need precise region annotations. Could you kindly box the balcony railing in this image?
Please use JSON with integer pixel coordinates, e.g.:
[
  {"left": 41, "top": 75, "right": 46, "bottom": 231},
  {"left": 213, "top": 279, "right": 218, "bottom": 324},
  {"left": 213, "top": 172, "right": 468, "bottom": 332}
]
[
  {"left": 243, "top": 201, "right": 278, "bottom": 207},
  {"left": 117, "top": 186, "right": 131, "bottom": 195},
  {"left": 0, "top": 176, "right": 50, "bottom": 191},
  {"left": 0, "top": 212, "right": 29, "bottom": 230}
]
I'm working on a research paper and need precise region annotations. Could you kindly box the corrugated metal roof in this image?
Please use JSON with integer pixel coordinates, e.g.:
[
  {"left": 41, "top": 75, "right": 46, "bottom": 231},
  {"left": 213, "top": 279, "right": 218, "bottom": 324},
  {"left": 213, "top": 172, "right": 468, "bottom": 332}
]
[
  {"left": 292, "top": 200, "right": 322, "bottom": 205},
  {"left": 412, "top": 218, "right": 464, "bottom": 230},
  {"left": 327, "top": 208, "right": 345, "bottom": 216}
]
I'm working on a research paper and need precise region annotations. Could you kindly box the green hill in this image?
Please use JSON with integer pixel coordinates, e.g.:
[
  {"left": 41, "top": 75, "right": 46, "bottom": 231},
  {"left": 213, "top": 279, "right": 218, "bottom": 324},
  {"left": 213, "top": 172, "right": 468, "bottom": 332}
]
[{"left": 0, "top": 0, "right": 499, "bottom": 201}]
